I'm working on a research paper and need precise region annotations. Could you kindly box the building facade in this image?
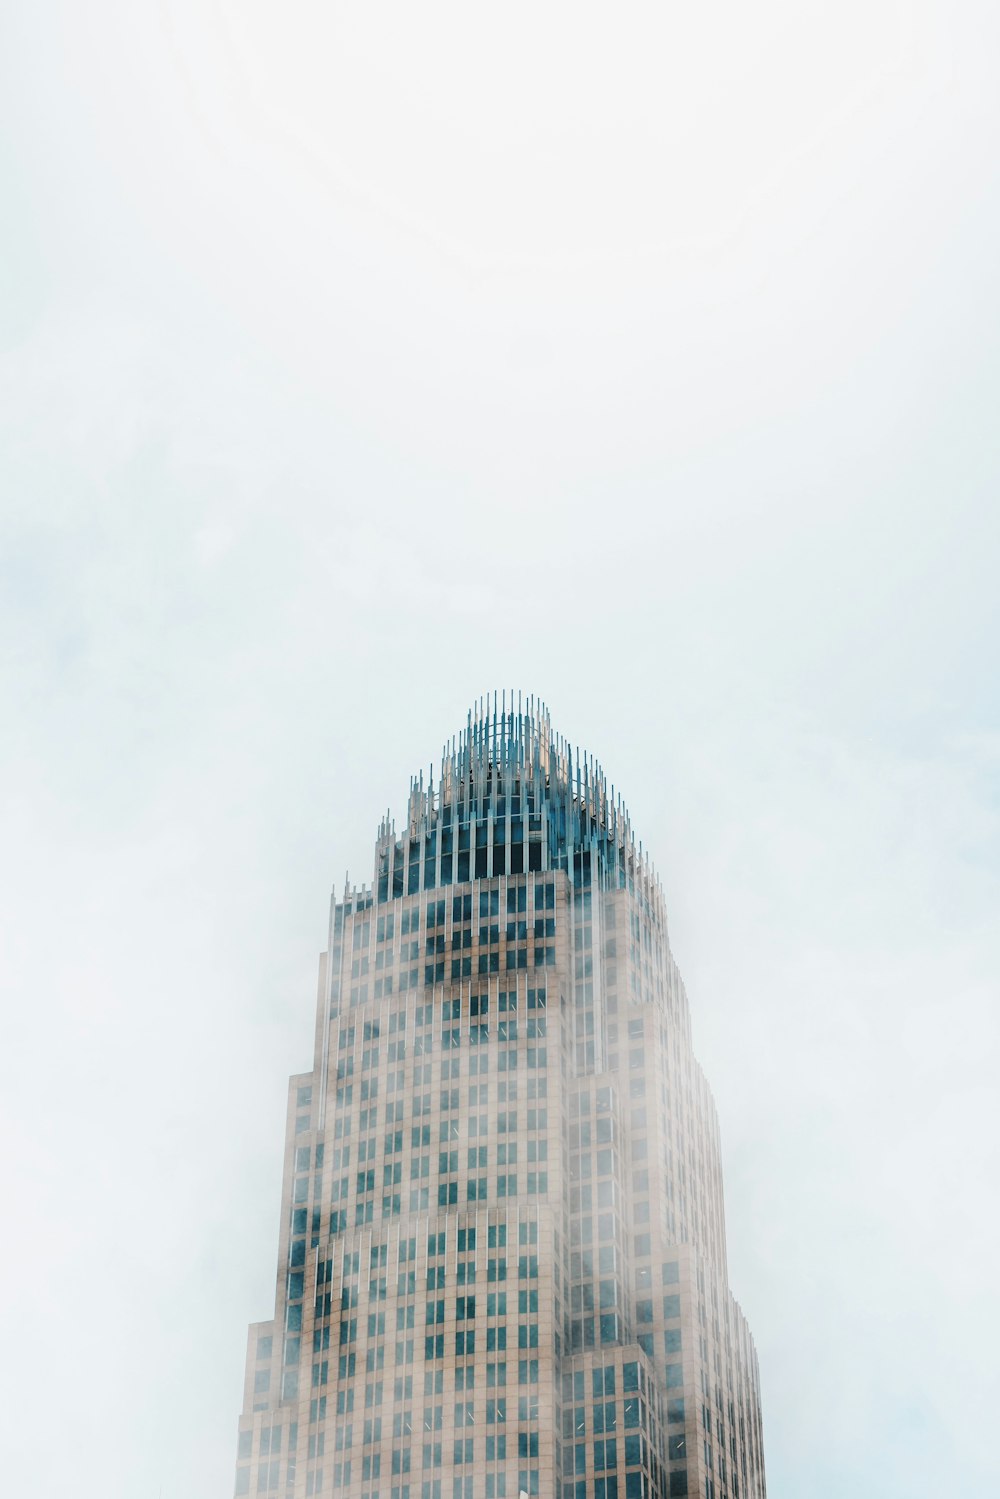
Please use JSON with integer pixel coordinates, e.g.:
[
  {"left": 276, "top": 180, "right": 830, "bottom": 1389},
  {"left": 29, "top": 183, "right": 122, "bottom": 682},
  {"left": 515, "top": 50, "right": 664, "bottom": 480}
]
[{"left": 233, "top": 698, "right": 766, "bottom": 1499}]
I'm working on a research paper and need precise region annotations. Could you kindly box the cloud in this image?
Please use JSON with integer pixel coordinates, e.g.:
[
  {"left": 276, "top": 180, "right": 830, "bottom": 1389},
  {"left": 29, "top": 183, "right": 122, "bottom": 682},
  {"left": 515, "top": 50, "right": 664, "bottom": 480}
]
[{"left": 2, "top": 4, "right": 999, "bottom": 1495}]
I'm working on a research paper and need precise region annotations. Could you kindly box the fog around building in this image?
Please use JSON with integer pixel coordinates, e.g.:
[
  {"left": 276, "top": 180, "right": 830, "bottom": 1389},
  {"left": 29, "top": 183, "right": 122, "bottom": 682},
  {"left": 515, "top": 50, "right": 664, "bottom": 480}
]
[{"left": 1, "top": 3, "right": 998, "bottom": 1496}]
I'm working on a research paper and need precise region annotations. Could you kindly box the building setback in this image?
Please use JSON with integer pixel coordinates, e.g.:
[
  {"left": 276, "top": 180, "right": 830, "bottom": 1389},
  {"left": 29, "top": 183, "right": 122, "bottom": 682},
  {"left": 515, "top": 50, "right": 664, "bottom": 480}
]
[{"left": 233, "top": 697, "right": 766, "bottom": 1499}]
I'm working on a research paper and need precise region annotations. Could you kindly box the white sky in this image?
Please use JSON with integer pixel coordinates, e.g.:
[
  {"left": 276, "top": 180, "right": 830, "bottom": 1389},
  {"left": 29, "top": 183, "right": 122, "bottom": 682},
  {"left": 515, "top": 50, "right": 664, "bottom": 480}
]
[{"left": 1, "top": 3, "right": 998, "bottom": 1495}]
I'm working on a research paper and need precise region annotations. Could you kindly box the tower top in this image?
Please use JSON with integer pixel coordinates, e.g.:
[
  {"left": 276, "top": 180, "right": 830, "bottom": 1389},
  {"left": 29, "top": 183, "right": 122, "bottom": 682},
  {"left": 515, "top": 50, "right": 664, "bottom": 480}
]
[{"left": 348, "top": 695, "right": 664, "bottom": 925}]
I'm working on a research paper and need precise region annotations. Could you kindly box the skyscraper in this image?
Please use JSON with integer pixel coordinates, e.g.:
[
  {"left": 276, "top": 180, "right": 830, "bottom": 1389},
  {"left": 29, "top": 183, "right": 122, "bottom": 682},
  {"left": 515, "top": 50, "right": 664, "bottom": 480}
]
[{"left": 233, "top": 698, "right": 766, "bottom": 1499}]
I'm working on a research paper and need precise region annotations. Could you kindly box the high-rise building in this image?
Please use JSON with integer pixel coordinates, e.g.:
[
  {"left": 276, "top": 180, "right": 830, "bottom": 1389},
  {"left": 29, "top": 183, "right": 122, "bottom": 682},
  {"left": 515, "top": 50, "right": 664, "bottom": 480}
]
[{"left": 233, "top": 698, "right": 766, "bottom": 1499}]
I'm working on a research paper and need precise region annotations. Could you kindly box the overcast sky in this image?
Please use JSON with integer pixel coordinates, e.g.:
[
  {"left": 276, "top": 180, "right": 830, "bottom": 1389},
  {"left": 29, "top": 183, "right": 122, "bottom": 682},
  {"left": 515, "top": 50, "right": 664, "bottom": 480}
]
[{"left": 2, "top": 3, "right": 999, "bottom": 1496}]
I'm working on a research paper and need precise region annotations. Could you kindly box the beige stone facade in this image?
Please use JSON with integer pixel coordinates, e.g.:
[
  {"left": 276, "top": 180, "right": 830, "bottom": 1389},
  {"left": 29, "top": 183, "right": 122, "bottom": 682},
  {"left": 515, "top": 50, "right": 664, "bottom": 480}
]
[{"left": 233, "top": 699, "right": 766, "bottom": 1499}]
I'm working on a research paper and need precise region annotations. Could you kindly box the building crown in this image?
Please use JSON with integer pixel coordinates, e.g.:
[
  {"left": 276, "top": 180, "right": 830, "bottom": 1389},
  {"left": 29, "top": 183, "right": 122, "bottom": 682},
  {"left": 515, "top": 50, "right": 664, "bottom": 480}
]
[{"left": 340, "top": 694, "right": 663, "bottom": 927}]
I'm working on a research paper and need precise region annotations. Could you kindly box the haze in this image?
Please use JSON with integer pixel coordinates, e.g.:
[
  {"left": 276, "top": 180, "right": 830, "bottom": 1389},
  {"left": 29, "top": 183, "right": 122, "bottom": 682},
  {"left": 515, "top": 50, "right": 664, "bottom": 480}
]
[{"left": 1, "top": 4, "right": 998, "bottom": 1496}]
